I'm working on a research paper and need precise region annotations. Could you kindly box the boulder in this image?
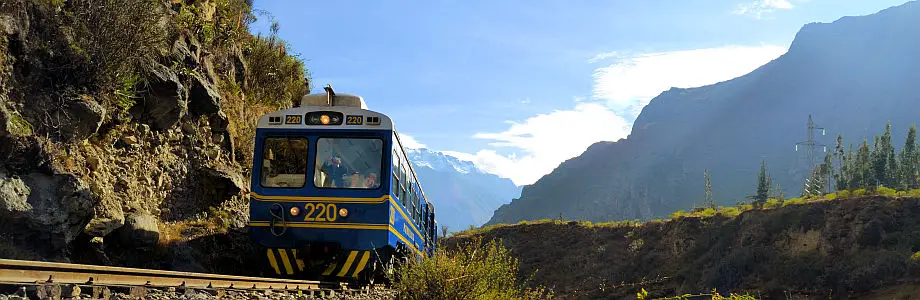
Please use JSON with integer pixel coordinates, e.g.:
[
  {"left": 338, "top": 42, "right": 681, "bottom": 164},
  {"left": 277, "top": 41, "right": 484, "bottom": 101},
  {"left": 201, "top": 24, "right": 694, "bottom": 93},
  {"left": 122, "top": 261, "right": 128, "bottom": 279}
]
[
  {"left": 115, "top": 212, "right": 159, "bottom": 249},
  {"left": 0, "top": 103, "right": 33, "bottom": 137},
  {"left": 0, "top": 173, "right": 30, "bottom": 218},
  {"left": 141, "top": 63, "right": 187, "bottom": 130},
  {"left": 59, "top": 97, "right": 105, "bottom": 141},
  {"left": 1, "top": 173, "right": 98, "bottom": 250},
  {"left": 82, "top": 196, "right": 124, "bottom": 237},
  {"left": 188, "top": 73, "right": 221, "bottom": 117}
]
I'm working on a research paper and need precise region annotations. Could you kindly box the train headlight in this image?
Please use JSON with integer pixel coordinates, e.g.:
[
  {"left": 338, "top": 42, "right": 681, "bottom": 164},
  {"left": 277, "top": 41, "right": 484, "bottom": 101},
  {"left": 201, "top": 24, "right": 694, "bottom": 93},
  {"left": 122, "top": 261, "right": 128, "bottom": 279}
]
[
  {"left": 320, "top": 115, "right": 330, "bottom": 124},
  {"left": 290, "top": 206, "right": 301, "bottom": 216},
  {"left": 338, "top": 208, "right": 349, "bottom": 218}
]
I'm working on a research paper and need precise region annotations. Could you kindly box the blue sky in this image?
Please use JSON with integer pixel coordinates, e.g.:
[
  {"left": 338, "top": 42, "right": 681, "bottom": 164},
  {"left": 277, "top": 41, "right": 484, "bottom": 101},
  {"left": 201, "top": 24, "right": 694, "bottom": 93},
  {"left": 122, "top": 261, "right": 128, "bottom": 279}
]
[{"left": 250, "top": 0, "right": 911, "bottom": 185}]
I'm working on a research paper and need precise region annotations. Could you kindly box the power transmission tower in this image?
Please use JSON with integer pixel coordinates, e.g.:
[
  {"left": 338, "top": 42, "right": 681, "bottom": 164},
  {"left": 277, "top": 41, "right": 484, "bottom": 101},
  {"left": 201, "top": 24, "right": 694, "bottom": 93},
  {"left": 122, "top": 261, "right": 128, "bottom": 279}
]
[{"left": 796, "top": 115, "right": 829, "bottom": 195}]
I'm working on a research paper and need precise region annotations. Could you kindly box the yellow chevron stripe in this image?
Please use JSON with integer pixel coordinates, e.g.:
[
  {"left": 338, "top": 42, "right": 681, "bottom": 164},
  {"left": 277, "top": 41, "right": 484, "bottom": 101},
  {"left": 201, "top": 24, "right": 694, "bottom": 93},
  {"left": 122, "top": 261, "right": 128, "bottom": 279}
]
[
  {"left": 337, "top": 251, "right": 359, "bottom": 277},
  {"left": 278, "top": 249, "right": 294, "bottom": 275},
  {"left": 292, "top": 249, "right": 305, "bottom": 271},
  {"left": 248, "top": 221, "right": 388, "bottom": 230},
  {"left": 251, "top": 193, "right": 389, "bottom": 203},
  {"left": 352, "top": 251, "right": 371, "bottom": 278},
  {"left": 266, "top": 249, "right": 281, "bottom": 275},
  {"left": 322, "top": 263, "right": 338, "bottom": 276}
]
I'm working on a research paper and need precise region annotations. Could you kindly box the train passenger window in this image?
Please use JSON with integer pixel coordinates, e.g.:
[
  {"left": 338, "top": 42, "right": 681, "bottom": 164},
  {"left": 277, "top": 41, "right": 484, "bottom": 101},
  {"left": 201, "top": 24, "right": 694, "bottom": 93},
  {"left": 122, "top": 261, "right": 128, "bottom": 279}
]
[
  {"left": 313, "top": 138, "right": 383, "bottom": 189},
  {"left": 260, "top": 137, "right": 308, "bottom": 188}
]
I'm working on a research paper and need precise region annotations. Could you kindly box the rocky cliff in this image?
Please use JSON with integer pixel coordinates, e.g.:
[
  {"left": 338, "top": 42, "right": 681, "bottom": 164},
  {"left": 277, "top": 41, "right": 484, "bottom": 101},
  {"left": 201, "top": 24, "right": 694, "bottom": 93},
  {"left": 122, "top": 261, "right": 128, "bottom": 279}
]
[
  {"left": 487, "top": 1, "right": 920, "bottom": 225},
  {"left": 0, "top": 0, "right": 306, "bottom": 273}
]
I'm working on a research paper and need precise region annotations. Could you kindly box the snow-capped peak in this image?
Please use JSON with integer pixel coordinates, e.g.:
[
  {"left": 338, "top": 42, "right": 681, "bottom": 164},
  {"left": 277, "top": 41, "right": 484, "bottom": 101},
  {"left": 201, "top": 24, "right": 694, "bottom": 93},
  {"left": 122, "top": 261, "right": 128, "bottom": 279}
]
[{"left": 405, "top": 148, "right": 484, "bottom": 174}]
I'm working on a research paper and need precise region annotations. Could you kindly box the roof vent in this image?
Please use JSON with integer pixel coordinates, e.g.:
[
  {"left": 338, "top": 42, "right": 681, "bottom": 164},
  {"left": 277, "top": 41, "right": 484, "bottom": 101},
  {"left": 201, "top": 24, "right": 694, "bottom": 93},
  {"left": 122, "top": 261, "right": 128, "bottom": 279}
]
[{"left": 300, "top": 84, "right": 367, "bottom": 109}]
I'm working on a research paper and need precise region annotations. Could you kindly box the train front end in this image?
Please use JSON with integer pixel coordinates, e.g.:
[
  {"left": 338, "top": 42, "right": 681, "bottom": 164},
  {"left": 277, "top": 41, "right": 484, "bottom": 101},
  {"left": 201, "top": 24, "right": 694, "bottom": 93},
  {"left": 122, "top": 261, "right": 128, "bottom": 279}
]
[{"left": 248, "top": 92, "right": 396, "bottom": 281}]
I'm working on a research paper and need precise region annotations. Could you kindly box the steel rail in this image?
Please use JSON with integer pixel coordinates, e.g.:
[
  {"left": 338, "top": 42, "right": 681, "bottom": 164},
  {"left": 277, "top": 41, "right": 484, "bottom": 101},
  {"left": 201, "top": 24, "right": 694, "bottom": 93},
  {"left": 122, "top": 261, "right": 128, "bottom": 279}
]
[{"left": 0, "top": 258, "right": 335, "bottom": 290}]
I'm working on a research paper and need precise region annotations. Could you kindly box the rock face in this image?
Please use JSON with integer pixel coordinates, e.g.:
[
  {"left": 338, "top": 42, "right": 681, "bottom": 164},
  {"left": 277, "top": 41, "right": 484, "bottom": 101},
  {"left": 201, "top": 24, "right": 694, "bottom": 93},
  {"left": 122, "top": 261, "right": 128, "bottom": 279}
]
[
  {"left": 486, "top": 1, "right": 920, "bottom": 225},
  {"left": 59, "top": 97, "right": 105, "bottom": 141},
  {"left": 0, "top": 172, "right": 98, "bottom": 250},
  {"left": 141, "top": 63, "right": 187, "bottom": 130}
]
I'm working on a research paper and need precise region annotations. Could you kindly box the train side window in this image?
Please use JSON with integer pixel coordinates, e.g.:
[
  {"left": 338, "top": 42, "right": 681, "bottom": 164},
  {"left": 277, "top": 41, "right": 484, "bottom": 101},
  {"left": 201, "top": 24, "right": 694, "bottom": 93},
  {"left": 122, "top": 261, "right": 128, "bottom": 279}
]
[
  {"left": 391, "top": 149, "right": 400, "bottom": 194},
  {"left": 260, "top": 137, "right": 308, "bottom": 188}
]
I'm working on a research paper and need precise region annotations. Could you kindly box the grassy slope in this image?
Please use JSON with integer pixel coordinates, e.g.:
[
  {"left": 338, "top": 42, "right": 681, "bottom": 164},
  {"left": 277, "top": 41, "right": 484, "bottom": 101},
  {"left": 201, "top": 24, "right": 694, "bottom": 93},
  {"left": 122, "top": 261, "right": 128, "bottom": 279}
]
[{"left": 447, "top": 194, "right": 920, "bottom": 299}]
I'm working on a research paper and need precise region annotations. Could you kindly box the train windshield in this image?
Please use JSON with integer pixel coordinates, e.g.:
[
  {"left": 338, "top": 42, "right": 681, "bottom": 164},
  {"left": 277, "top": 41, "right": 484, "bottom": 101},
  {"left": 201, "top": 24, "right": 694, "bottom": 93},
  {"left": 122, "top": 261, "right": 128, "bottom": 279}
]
[
  {"left": 260, "top": 137, "right": 309, "bottom": 188},
  {"left": 314, "top": 137, "right": 383, "bottom": 189}
]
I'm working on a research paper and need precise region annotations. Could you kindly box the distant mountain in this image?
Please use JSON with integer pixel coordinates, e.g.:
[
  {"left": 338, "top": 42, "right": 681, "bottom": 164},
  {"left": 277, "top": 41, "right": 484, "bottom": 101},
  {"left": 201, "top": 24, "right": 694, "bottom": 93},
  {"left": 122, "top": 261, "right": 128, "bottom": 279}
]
[
  {"left": 405, "top": 148, "right": 521, "bottom": 232},
  {"left": 487, "top": 1, "right": 920, "bottom": 225}
]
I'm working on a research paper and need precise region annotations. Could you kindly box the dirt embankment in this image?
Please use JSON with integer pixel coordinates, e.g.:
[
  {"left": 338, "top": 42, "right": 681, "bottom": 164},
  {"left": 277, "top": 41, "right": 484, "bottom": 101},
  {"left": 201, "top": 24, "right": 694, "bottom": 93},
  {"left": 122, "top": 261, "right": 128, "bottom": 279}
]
[{"left": 446, "top": 196, "right": 920, "bottom": 299}]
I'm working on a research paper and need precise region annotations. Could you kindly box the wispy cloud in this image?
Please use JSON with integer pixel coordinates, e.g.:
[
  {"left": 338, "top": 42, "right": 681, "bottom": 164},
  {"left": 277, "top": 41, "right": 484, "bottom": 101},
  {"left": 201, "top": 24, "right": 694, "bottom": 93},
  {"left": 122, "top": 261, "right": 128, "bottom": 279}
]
[
  {"left": 442, "top": 102, "right": 630, "bottom": 186},
  {"left": 591, "top": 44, "right": 787, "bottom": 119},
  {"left": 733, "top": 0, "right": 795, "bottom": 18},
  {"left": 398, "top": 133, "right": 428, "bottom": 149},
  {"left": 439, "top": 45, "right": 788, "bottom": 186}
]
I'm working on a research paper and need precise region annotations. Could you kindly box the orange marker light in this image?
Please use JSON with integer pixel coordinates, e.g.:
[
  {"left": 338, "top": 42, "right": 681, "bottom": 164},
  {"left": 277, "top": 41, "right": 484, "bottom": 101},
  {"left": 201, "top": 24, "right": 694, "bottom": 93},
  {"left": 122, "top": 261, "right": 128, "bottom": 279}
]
[
  {"left": 320, "top": 115, "right": 330, "bottom": 124},
  {"left": 338, "top": 208, "right": 349, "bottom": 217},
  {"left": 290, "top": 206, "right": 300, "bottom": 216}
]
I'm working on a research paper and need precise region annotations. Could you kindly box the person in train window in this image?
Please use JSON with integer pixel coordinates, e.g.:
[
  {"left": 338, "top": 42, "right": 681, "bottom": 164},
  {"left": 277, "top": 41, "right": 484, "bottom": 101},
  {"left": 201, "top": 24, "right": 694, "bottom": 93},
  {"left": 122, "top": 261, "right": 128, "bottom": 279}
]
[
  {"left": 364, "top": 172, "right": 379, "bottom": 189},
  {"left": 349, "top": 172, "right": 364, "bottom": 188},
  {"left": 320, "top": 154, "right": 349, "bottom": 187}
]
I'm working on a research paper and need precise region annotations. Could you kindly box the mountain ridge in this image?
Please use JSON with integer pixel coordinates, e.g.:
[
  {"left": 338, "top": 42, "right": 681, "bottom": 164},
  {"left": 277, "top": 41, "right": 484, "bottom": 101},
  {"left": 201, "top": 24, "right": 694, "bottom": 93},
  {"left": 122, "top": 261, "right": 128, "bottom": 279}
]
[{"left": 487, "top": 0, "right": 920, "bottom": 225}]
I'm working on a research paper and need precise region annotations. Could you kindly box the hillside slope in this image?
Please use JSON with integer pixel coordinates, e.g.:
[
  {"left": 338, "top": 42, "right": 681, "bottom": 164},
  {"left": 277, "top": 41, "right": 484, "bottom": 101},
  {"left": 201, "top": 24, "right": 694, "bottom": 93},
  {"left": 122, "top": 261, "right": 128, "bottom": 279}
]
[
  {"left": 0, "top": 0, "right": 306, "bottom": 273},
  {"left": 487, "top": 1, "right": 920, "bottom": 225},
  {"left": 452, "top": 195, "right": 920, "bottom": 299}
]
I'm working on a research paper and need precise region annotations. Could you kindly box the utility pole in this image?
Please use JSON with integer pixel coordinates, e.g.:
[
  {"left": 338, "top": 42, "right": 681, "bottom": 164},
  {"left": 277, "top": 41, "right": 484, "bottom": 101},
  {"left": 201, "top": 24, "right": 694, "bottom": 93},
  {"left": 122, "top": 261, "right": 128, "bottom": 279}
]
[{"left": 796, "top": 115, "right": 830, "bottom": 195}]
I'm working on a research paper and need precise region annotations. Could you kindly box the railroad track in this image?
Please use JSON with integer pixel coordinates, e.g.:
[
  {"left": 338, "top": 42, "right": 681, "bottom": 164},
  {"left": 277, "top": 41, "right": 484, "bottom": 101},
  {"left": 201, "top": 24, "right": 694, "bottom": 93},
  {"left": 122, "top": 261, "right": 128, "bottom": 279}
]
[{"left": 0, "top": 259, "right": 382, "bottom": 299}]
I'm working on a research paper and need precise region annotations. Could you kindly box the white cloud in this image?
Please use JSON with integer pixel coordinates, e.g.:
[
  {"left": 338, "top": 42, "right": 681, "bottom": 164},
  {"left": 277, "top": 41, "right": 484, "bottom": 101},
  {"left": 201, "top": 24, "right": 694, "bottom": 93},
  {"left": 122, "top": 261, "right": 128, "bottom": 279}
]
[
  {"left": 591, "top": 44, "right": 787, "bottom": 117},
  {"left": 442, "top": 102, "right": 631, "bottom": 186},
  {"left": 398, "top": 133, "right": 427, "bottom": 149},
  {"left": 734, "top": 0, "right": 794, "bottom": 18}
]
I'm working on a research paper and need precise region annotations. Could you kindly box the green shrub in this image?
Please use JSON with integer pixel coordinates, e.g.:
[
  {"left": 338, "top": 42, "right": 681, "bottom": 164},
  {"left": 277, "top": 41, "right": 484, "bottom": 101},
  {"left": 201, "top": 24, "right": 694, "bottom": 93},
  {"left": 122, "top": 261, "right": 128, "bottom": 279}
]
[
  {"left": 244, "top": 29, "right": 309, "bottom": 108},
  {"left": 909, "top": 189, "right": 920, "bottom": 198},
  {"left": 877, "top": 186, "right": 898, "bottom": 197},
  {"left": 782, "top": 197, "right": 806, "bottom": 207},
  {"left": 837, "top": 190, "right": 851, "bottom": 198},
  {"left": 853, "top": 188, "right": 868, "bottom": 197},
  {"left": 739, "top": 203, "right": 754, "bottom": 211},
  {"left": 699, "top": 208, "right": 717, "bottom": 218},
  {"left": 670, "top": 210, "right": 688, "bottom": 219},
  {"left": 391, "top": 237, "right": 552, "bottom": 300},
  {"left": 824, "top": 192, "right": 838, "bottom": 200},
  {"left": 763, "top": 198, "right": 781, "bottom": 209},
  {"left": 717, "top": 206, "right": 741, "bottom": 217},
  {"left": 68, "top": 0, "right": 170, "bottom": 100}
]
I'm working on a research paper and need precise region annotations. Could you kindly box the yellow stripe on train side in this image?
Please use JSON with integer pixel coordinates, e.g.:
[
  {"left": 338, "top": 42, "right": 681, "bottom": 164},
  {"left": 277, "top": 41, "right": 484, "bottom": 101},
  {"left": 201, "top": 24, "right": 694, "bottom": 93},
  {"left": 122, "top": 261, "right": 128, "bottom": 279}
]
[
  {"left": 248, "top": 221, "right": 389, "bottom": 230},
  {"left": 250, "top": 193, "right": 390, "bottom": 203}
]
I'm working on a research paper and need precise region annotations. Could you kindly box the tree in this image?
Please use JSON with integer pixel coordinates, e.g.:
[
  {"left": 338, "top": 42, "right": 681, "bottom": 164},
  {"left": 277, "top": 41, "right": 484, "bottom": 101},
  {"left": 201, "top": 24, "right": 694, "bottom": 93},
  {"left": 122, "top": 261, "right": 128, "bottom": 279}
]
[
  {"left": 755, "top": 160, "right": 769, "bottom": 203},
  {"left": 855, "top": 140, "right": 874, "bottom": 190},
  {"left": 834, "top": 133, "right": 849, "bottom": 191},
  {"left": 874, "top": 122, "right": 897, "bottom": 188},
  {"left": 900, "top": 125, "right": 918, "bottom": 190},
  {"left": 704, "top": 169, "right": 714, "bottom": 209},
  {"left": 775, "top": 184, "right": 785, "bottom": 202}
]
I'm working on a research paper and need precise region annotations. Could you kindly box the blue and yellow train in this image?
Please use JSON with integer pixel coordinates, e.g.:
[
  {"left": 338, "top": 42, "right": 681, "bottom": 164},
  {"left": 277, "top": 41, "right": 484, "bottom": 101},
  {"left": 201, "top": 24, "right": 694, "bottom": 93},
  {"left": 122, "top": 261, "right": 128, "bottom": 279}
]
[{"left": 248, "top": 86, "right": 437, "bottom": 282}]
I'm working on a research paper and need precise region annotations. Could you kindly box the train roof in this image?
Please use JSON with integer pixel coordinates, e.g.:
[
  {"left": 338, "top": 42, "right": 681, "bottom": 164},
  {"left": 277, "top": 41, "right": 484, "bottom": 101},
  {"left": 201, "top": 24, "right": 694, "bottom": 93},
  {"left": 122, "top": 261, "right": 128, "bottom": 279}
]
[{"left": 256, "top": 93, "right": 393, "bottom": 130}]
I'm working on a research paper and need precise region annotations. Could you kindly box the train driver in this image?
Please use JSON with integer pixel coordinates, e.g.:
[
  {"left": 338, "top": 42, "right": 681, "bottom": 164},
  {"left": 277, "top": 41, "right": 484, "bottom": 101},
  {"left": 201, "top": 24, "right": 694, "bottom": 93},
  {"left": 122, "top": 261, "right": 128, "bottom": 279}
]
[{"left": 320, "top": 154, "right": 349, "bottom": 187}]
